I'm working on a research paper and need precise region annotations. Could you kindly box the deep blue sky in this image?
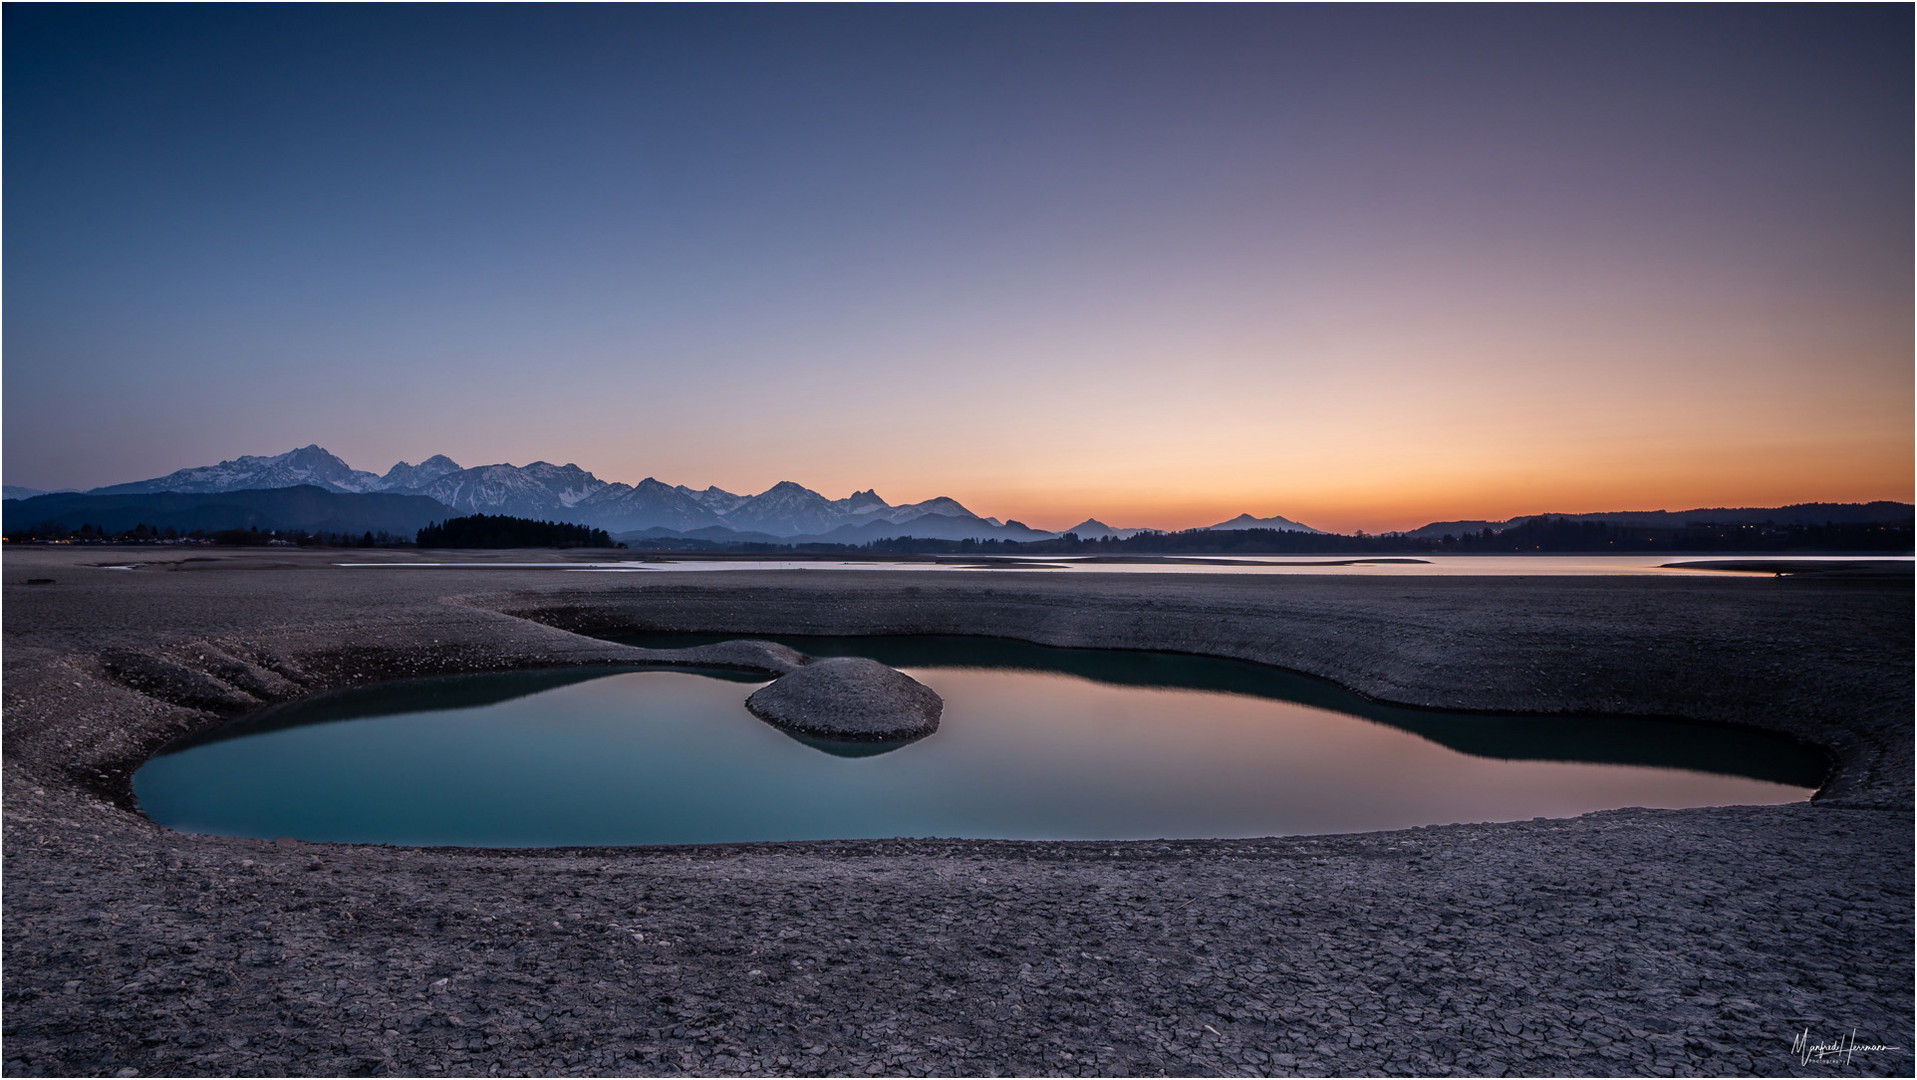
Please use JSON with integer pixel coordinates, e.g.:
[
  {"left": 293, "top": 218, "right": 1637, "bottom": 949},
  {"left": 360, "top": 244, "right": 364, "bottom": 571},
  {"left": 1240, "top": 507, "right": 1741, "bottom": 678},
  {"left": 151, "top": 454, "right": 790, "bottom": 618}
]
[{"left": 6, "top": 4, "right": 1910, "bottom": 530}]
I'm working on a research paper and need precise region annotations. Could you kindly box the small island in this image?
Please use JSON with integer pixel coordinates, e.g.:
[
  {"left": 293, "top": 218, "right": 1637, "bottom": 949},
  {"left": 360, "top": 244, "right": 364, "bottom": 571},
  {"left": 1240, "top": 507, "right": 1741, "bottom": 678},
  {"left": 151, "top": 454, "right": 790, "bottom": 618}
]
[{"left": 745, "top": 656, "right": 944, "bottom": 743}]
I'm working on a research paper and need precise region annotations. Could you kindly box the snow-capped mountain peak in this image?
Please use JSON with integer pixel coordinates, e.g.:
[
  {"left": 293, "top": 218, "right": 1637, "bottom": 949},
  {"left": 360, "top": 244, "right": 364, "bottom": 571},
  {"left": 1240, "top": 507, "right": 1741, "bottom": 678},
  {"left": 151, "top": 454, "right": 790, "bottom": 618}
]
[
  {"left": 718, "top": 481, "right": 843, "bottom": 536},
  {"left": 837, "top": 488, "right": 890, "bottom": 515},
  {"left": 372, "top": 454, "right": 463, "bottom": 492},
  {"left": 886, "top": 495, "right": 976, "bottom": 522},
  {"left": 675, "top": 484, "right": 751, "bottom": 514},
  {"left": 408, "top": 461, "right": 608, "bottom": 518},
  {"left": 90, "top": 444, "right": 383, "bottom": 496},
  {"left": 78, "top": 445, "right": 1069, "bottom": 542}
]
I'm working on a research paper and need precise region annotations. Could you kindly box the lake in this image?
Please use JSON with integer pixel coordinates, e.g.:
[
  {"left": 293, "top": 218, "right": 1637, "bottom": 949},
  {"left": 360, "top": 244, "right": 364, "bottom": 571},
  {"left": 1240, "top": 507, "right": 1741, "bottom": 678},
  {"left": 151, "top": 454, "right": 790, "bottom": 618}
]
[
  {"left": 335, "top": 553, "right": 1913, "bottom": 576},
  {"left": 133, "top": 639, "right": 1823, "bottom": 847}
]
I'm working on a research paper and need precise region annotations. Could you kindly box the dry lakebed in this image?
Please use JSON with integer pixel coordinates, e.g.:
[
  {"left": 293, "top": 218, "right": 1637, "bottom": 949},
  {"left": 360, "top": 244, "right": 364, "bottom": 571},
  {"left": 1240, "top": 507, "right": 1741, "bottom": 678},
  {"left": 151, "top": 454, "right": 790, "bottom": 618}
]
[{"left": 3, "top": 547, "right": 1911, "bottom": 1077}]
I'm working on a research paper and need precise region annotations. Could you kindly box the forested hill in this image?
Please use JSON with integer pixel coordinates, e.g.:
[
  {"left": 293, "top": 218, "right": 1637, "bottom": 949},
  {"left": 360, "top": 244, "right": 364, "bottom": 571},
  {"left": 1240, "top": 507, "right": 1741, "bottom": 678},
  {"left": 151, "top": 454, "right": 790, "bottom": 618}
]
[
  {"left": 416, "top": 514, "right": 617, "bottom": 549},
  {"left": 1, "top": 485, "right": 452, "bottom": 538}
]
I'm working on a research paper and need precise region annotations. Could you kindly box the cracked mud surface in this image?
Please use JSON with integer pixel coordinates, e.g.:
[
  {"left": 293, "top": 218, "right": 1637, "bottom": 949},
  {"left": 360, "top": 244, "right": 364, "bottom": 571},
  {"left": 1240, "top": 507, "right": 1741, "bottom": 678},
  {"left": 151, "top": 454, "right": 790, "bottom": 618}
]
[{"left": 4, "top": 549, "right": 1911, "bottom": 1076}]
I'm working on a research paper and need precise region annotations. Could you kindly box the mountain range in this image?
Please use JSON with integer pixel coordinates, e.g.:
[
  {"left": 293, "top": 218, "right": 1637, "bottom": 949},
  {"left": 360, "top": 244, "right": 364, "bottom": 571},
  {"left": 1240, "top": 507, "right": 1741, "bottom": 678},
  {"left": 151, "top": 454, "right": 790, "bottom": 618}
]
[
  {"left": 9, "top": 444, "right": 1906, "bottom": 544},
  {"left": 18, "top": 445, "right": 1120, "bottom": 543}
]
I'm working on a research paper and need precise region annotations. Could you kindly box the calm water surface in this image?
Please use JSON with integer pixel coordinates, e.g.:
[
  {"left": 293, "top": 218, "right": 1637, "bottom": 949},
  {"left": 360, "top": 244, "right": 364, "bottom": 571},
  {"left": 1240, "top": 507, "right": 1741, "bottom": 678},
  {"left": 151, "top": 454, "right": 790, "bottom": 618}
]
[
  {"left": 135, "top": 650, "right": 1822, "bottom": 847},
  {"left": 338, "top": 554, "right": 1913, "bottom": 576}
]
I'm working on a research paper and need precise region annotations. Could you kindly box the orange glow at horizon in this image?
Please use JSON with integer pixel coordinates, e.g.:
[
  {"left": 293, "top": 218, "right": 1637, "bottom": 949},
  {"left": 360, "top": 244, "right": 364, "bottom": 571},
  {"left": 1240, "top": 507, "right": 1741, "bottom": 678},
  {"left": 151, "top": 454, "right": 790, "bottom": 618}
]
[
  {"left": 938, "top": 444, "right": 1915, "bottom": 536},
  {"left": 549, "top": 309, "right": 1913, "bottom": 537},
  {"left": 558, "top": 417, "right": 1913, "bottom": 538},
  {"left": 8, "top": 5, "right": 1911, "bottom": 519}
]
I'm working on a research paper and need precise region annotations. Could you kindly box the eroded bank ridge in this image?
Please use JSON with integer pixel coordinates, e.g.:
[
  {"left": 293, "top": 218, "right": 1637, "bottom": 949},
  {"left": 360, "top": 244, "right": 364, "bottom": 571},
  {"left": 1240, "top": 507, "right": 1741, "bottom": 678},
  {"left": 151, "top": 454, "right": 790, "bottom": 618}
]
[{"left": 14, "top": 554, "right": 1904, "bottom": 814}]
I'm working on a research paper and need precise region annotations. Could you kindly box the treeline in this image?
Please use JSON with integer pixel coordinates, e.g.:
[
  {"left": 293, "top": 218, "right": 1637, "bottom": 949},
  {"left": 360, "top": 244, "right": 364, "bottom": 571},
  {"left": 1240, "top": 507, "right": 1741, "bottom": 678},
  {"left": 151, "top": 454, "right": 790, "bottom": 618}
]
[
  {"left": 1421, "top": 517, "right": 1912, "bottom": 554},
  {"left": 2, "top": 521, "right": 409, "bottom": 546},
  {"left": 208, "top": 527, "right": 412, "bottom": 547},
  {"left": 1020, "top": 518, "right": 1907, "bottom": 555},
  {"left": 1009, "top": 518, "right": 1906, "bottom": 555},
  {"left": 8, "top": 513, "right": 624, "bottom": 549},
  {"left": 616, "top": 516, "right": 1913, "bottom": 556},
  {"left": 417, "top": 514, "right": 618, "bottom": 549}
]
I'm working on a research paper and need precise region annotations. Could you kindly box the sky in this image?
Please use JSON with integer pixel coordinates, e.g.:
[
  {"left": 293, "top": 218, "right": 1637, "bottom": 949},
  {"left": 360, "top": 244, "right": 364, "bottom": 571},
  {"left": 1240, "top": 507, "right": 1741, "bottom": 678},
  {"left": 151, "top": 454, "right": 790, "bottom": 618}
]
[{"left": 4, "top": 4, "right": 1911, "bottom": 534}]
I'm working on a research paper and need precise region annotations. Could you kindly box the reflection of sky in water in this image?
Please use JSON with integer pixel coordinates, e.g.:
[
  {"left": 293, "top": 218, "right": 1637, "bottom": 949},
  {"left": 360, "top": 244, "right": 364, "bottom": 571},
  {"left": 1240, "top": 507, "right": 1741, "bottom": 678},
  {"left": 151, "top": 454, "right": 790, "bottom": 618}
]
[
  {"left": 336, "top": 554, "right": 1913, "bottom": 577},
  {"left": 135, "top": 669, "right": 1813, "bottom": 848}
]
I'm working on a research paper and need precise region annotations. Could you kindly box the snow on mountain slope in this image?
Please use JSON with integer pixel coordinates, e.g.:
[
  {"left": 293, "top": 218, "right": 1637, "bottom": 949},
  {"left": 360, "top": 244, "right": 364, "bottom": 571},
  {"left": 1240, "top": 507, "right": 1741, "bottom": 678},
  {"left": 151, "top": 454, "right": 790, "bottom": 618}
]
[
  {"left": 575, "top": 478, "right": 726, "bottom": 533},
  {"left": 674, "top": 485, "right": 751, "bottom": 515},
  {"left": 409, "top": 462, "right": 607, "bottom": 519},
  {"left": 369, "top": 455, "right": 464, "bottom": 492},
  {"left": 90, "top": 445, "right": 384, "bottom": 495},
  {"left": 595, "top": 481, "right": 1005, "bottom": 538},
  {"left": 716, "top": 480, "right": 848, "bottom": 536},
  {"left": 830, "top": 489, "right": 892, "bottom": 517},
  {"left": 882, "top": 495, "right": 978, "bottom": 523},
  {"left": 711, "top": 484, "right": 1001, "bottom": 537},
  {"left": 76, "top": 445, "right": 1068, "bottom": 541}
]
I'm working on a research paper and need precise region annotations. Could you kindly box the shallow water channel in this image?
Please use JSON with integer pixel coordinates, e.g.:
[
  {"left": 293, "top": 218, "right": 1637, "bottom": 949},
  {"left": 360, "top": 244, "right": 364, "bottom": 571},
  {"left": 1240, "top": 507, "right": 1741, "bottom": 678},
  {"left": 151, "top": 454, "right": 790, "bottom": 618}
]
[{"left": 134, "top": 636, "right": 1824, "bottom": 847}]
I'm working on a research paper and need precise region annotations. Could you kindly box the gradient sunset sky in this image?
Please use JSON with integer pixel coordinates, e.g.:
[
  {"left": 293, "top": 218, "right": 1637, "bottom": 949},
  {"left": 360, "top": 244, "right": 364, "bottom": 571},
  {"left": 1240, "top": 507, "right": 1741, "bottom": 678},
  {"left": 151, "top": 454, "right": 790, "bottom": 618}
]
[{"left": 5, "top": 5, "right": 1910, "bottom": 534}]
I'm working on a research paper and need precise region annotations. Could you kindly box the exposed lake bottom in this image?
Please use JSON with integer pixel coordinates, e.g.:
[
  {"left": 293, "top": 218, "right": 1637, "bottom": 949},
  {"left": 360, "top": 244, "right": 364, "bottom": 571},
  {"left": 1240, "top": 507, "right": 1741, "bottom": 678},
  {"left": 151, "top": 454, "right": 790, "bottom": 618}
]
[
  {"left": 15, "top": 555, "right": 1907, "bottom": 1077},
  {"left": 134, "top": 657, "right": 1818, "bottom": 846}
]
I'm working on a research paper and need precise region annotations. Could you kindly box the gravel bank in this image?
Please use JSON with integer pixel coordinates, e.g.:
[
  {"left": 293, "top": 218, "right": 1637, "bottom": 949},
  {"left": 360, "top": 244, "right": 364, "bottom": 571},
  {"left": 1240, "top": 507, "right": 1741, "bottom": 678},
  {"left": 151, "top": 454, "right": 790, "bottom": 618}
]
[{"left": 4, "top": 548, "right": 1911, "bottom": 1076}]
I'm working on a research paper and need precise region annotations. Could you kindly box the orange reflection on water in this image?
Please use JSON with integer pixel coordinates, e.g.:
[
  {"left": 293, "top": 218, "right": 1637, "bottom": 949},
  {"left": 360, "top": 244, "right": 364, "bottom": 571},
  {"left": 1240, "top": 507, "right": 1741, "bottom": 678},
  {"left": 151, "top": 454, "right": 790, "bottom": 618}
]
[{"left": 910, "top": 668, "right": 1806, "bottom": 838}]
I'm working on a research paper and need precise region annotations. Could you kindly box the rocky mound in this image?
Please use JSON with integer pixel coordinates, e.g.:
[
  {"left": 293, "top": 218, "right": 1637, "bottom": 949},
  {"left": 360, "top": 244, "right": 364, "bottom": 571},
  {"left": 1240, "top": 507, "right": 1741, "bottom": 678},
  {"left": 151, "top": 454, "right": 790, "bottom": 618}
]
[{"left": 745, "top": 656, "right": 942, "bottom": 742}]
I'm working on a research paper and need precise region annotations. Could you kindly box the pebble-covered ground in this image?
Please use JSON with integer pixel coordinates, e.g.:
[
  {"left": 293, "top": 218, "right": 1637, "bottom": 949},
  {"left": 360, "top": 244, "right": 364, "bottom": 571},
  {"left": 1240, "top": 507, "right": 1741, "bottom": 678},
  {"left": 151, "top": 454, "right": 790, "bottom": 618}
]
[{"left": 4, "top": 549, "right": 1911, "bottom": 1076}]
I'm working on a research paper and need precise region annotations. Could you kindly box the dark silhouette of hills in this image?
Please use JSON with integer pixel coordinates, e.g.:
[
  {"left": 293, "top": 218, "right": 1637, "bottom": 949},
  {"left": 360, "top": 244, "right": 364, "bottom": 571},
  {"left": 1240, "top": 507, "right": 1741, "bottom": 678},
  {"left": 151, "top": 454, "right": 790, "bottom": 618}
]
[
  {"left": 1397, "top": 502, "right": 1912, "bottom": 538},
  {"left": 2, "top": 486, "right": 454, "bottom": 537},
  {"left": 1059, "top": 519, "right": 1154, "bottom": 540},
  {"left": 1202, "top": 512, "right": 1323, "bottom": 534},
  {"left": 683, "top": 512, "right": 1909, "bottom": 556}
]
